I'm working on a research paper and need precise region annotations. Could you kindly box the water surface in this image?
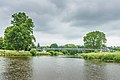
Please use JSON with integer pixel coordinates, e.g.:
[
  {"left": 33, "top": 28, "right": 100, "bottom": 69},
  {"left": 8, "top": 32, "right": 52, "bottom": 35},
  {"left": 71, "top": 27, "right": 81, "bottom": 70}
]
[{"left": 0, "top": 56, "right": 120, "bottom": 80}]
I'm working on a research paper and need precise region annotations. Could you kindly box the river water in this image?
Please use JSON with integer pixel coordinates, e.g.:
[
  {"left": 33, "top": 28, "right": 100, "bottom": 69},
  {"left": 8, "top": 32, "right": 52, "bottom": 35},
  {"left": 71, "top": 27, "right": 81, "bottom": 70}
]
[{"left": 0, "top": 56, "right": 120, "bottom": 80}]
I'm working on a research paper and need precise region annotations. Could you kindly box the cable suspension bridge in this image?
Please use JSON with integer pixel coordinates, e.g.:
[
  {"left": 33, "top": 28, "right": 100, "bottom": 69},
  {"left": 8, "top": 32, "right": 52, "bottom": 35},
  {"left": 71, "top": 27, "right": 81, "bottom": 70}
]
[{"left": 36, "top": 47, "right": 102, "bottom": 51}]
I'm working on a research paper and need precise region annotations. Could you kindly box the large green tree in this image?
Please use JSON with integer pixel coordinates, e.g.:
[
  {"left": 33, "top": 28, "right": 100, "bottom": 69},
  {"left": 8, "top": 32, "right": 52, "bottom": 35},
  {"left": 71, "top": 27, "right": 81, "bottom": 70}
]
[
  {"left": 4, "top": 12, "right": 35, "bottom": 51},
  {"left": 83, "top": 31, "right": 107, "bottom": 49}
]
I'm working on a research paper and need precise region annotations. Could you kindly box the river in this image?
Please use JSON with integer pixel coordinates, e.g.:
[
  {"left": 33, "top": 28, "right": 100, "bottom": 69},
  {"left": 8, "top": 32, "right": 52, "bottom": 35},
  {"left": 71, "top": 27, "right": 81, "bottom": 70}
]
[{"left": 0, "top": 56, "right": 120, "bottom": 80}]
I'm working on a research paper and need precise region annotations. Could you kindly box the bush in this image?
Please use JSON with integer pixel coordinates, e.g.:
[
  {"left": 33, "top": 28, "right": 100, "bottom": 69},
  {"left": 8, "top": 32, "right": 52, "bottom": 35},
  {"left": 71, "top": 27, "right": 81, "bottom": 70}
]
[
  {"left": 61, "top": 50, "right": 69, "bottom": 55},
  {"left": 66, "top": 50, "right": 78, "bottom": 55},
  {"left": 30, "top": 49, "right": 37, "bottom": 56},
  {"left": 49, "top": 51, "right": 58, "bottom": 56}
]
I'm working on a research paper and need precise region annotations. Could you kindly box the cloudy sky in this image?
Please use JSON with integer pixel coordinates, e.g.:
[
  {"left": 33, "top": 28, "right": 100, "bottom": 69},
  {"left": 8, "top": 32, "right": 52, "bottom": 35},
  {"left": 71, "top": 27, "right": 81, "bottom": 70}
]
[{"left": 1, "top": 0, "right": 120, "bottom": 46}]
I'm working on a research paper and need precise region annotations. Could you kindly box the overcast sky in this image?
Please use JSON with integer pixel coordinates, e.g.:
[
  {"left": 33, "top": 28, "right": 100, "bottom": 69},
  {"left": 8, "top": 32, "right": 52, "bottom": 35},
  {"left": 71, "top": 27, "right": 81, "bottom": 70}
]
[{"left": 1, "top": 0, "right": 120, "bottom": 46}]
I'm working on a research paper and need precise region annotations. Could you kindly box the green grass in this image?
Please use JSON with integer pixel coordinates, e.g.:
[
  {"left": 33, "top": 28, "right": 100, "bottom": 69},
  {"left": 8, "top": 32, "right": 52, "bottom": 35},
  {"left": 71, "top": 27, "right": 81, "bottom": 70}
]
[
  {"left": 0, "top": 49, "right": 64, "bottom": 56},
  {"left": 0, "top": 50, "right": 32, "bottom": 56},
  {"left": 80, "top": 52, "right": 120, "bottom": 62},
  {"left": 36, "top": 52, "right": 51, "bottom": 55}
]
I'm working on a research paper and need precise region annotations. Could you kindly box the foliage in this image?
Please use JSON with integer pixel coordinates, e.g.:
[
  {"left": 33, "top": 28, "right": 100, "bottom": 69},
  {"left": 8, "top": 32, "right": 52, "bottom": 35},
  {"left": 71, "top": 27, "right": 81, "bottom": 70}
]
[
  {"left": 81, "top": 52, "right": 120, "bottom": 62},
  {"left": 0, "top": 37, "right": 4, "bottom": 49},
  {"left": 110, "top": 46, "right": 120, "bottom": 51},
  {"left": 49, "top": 51, "right": 58, "bottom": 56},
  {"left": 30, "top": 43, "right": 36, "bottom": 50},
  {"left": 83, "top": 31, "right": 107, "bottom": 49},
  {"left": 30, "top": 49, "right": 37, "bottom": 56},
  {"left": 50, "top": 43, "right": 58, "bottom": 48},
  {"left": 4, "top": 12, "right": 35, "bottom": 51},
  {"left": 11, "top": 12, "right": 34, "bottom": 31},
  {"left": 64, "top": 44, "right": 77, "bottom": 48},
  {"left": 64, "top": 44, "right": 78, "bottom": 55},
  {"left": 61, "top": 50, "right": 69, "bottom": 55},
  {"left": 37, "top": 43, "right": 40, "bottom": 48}
]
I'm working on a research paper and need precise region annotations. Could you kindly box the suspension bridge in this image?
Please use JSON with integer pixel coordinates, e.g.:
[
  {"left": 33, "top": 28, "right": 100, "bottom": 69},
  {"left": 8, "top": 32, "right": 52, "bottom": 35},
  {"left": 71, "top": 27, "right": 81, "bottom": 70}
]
[
  {"left": 36, "top": 47, "right": 101, "bottom": 51},
  {"left": 36, "top": 47, "right": 115, "bottom": 52}
]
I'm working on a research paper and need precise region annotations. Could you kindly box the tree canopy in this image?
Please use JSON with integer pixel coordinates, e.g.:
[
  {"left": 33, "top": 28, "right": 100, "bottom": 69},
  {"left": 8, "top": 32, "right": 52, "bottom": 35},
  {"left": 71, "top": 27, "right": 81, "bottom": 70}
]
[
  {"left": 64, "top": 44, "right": 77, "bottom": 48},
  {"left": 50, "top": 43, "right": 58, "bottom": 48},
  {"left": 83, "top": 31, "right": 107, "bottom": 49},
  {"left": 4, "top": 12, "right": 35, "bottom": 51}
]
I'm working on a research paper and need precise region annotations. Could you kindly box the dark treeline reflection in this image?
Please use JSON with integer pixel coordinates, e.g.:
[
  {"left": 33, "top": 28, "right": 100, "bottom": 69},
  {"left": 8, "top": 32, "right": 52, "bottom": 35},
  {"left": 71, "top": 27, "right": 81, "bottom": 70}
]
[
  {"left": 84, "top": 60, "right": 106, "bottom": 80},
  {"left": 2, "top": 57, "right": 33, "bottom": 80}
]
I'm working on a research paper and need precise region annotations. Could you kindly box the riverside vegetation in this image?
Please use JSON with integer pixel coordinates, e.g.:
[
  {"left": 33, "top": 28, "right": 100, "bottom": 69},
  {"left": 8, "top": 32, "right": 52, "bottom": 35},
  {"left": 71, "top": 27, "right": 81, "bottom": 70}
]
[
  {"left": 0, "top": 49, "right": 65, "bottom": 56},
  {"left": 80, "top": 52, "right": 120, "bottom": 62}
]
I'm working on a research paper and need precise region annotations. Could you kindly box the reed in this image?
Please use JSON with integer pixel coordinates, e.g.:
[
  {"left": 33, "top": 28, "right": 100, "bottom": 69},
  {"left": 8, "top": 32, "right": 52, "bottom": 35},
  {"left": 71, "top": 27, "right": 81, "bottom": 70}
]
[{"left": 80, "top": 52, "right": 120, "bottom": 62}]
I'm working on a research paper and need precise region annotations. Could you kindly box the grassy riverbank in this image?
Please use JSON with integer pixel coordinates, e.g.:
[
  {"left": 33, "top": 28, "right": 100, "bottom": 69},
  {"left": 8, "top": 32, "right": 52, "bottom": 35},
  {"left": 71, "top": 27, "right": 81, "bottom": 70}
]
[
  {"left": 0, "top": 50, "right": 32, "bottom": 56},
  {"left": 0, "top": 50, "right": 64, "bottom": 56},
  {"left": 80, "top": 52, "right": 120, "bottom": 62}
]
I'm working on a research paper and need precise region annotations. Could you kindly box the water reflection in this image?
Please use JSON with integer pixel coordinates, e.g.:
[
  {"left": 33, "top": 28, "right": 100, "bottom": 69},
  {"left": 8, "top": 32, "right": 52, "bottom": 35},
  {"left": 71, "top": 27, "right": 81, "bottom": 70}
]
[
  {"left": 32, "top": 57, "right": 85, "bottom": 80},
  {"left": 2, "top": 57, "right": 32, "bottom": 80},
  {"left": 84, "top": 60, "right": 106, "bottom": 80},
  {"left": 0, "top": 57, "right": 6, "bottom": 80}
]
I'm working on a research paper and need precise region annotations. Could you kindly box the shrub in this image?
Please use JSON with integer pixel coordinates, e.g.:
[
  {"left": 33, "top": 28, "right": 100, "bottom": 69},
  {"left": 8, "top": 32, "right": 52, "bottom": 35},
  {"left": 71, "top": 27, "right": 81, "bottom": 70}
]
[
  {"left": 61, "top": 50, "right": 69, "bottom": 55},
  {"left": 49, "top": 51, "right": 58, "bottom": 56},
  {"left": 30, "top": 49, "right": 37, "bottom": 56}
]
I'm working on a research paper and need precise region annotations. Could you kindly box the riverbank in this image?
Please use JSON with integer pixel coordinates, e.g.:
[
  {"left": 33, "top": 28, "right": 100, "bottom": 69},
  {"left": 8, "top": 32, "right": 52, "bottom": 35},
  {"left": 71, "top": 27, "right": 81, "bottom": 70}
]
[
  {"left": 0, "top": 50, "right": 64, "bottom": 56},
  {"left": 80, "top": 52, "right": 120, "bottom": 62},
  {"left": 0, "top": 50, "right": 32, "bottom": 56}
]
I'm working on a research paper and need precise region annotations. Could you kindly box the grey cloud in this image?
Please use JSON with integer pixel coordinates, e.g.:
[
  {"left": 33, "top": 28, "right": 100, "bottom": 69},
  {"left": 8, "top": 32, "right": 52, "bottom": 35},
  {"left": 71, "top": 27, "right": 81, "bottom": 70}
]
[
  {"left": 50, "top": 0, "right": 70, "bottom": 10},
  {"left": 1, "top": 0, "right": 120, "bottom": 46},
  {"left": 62, "top": 0, "right": 120, "bottom": 27}
]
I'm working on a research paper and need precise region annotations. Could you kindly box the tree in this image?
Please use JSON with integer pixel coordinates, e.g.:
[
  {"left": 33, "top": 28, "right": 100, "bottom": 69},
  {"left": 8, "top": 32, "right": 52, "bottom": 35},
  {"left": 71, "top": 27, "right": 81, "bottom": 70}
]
[
  {"left": 83, "top": 31, "right": 107, "bottom": 49},
  {"left": 4, "top": 12, "right": 35, "bottom": 51},
  {"left": 64, "top": 44, "right": 77, "bottom": 48},
  {"left": 37, "top": 43, "right": 40, "bottom": 48},
  {"left": 50, "top": 43, "right": 58, "bottom": 48},
  {"left": 0, "top": 37, "right": 3, "bottom": 49},
  {"left": 11, "top": 12, "right": 34, "bottom": 32},
  {"left": 64, "top": 44, "right": 78, "bottom": 55}
]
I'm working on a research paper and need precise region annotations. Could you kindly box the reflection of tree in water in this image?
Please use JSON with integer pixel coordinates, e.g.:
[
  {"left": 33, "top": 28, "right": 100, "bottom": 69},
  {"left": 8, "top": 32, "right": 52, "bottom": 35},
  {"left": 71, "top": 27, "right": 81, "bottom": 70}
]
[
  {"left": 84, "top": 60, "right": 106, "bottom": 80},
  {"left": 3, "top": 57, "right": 32, "bottom": 80}
]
